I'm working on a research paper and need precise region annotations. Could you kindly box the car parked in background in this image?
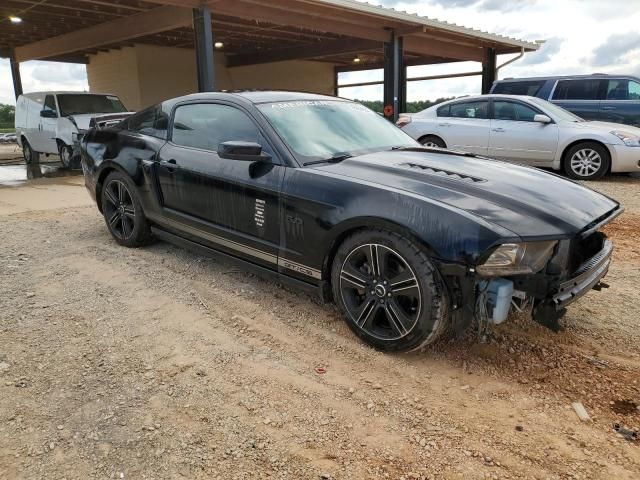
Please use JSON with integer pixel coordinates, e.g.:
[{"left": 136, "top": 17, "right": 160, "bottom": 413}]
[
  {"left": 15, "top": 91, "right": 133, "bottom": 168},
  {"left": 491, "top": 74, "right": 640, "bottom": 126},
  {"left": 81, "top": 91, "right": 620, "bottom": 352},
  {"left": 0, "top": 133, "right": 17, "bottom": 143},
  {"left": 398, "top": 94, "right": 640, "bottom": 180}
]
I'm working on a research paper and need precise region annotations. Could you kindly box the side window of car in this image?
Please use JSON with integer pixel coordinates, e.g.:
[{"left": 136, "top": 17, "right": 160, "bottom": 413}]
[
  {"left": 492, "top": 80, "right": 545, "bottom": 96},
  {"left": 552, "top": 79, "right": 602, "bottom": 100},
  {"left": 449, "top": 101, "right": 487, "bottom": 119},
  {"left": 43, "top": 95, "right": 57, "bottom": 115},
  {"left": 171, "top": 103, "right": 260, "bottom": 152},
  {"left": 493, "top": 101, "right": 539, "bottom": 122},
  {"left": 128, "top": 106, "right": 167, "bottom": 139},
  {"left": 629, "top": 81, "right": 640, "bottom": 100},
  {"left": 436, "top": 104, "right": 450, "bottom": 117},
  {"left": 606, "top": 79, "right": 640, "bottom": 100},
  {"left": 128, "top": 107, "right": 156, "bottom": 134}
]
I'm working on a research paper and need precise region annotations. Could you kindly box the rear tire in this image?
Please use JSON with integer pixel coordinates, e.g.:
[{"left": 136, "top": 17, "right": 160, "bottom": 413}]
[
  {"left": 331, "top": 229, "right": 449, "bottom": 352},
  {"left": 22, "top": 139, "right": 39, "bottom": 165},
  {"left": 563, "top": 142, "right": 610, "bottom": 180},
  {"left": 101, "top": 171, "right": 153, "bottom": 248},
  {"left": 419, "top": 135, "right": 446, "bottom": 149}
]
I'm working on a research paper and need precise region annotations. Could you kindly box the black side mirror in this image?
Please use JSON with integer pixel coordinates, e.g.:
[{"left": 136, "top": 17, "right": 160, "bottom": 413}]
[
  {"left": 40, "top": 109, "right": 58, "bottom": 118},
  {"left": 218, "top": 141, "right": 271, "bottom": 162}
]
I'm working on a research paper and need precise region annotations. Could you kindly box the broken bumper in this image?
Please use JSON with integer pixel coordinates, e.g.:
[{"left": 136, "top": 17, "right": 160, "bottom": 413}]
[{"left": 553, "top": 239, "right": 613, "bottom": 309}]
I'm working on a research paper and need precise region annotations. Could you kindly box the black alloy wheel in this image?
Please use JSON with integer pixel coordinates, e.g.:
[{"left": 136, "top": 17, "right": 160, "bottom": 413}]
[
  {"left": 103, "top": 179, "right": 136, "bottom": 240},
  {"left": 331, "top": 229, "right": 449, "bottom": 352},
  {"left": 100, "top": 171, "right": 153, "bottom": 247},
  {"left": 339, "top": 243, "right": 421, "bottom": 341}
]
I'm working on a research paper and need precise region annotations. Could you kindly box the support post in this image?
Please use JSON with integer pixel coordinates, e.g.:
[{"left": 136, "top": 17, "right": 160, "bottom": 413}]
[
  {"left": 193, "top": 5, "right": 214, "bottom": 92},
  {"left": 9, "top": 50, "right": 23, "bottom": 100},
  {"left": 399, "top": 63, "right": 407, "bottom": 115},
  {"left": 383, "top": 32, "right": 403, "bottom": 122},
  {"left": 481, "top": 47, "right": 497, "bottom": 94}
]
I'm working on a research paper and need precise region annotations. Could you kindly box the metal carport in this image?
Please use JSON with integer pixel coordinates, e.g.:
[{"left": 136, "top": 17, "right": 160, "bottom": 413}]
[{"left": 0, "top": 0, "right": 538, "bottom": 120}]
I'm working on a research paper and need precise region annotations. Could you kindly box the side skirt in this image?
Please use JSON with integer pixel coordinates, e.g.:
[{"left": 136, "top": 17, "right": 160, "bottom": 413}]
[{"left": 151, "top": 227, "right": 322, "bottom": 299}]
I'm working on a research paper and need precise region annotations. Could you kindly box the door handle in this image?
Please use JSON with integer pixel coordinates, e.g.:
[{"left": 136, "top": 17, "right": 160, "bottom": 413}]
[
  {"left": 438, "top": 123, "right": 451, "bottom": 127},
  {"left": 602, "top": 106, "right": 616, "bottom": 110},
  {"left": 492, "top": 128, "right": 505, "bottom": 133},
  {"left": 161, "top": 159, "right": 178, "bottom": 173}
]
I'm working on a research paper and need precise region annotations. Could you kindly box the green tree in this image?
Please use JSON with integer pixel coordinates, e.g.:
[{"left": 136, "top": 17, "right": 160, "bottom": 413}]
[{"left": 0, "top": 104, "right": 15, "bottom": 129}]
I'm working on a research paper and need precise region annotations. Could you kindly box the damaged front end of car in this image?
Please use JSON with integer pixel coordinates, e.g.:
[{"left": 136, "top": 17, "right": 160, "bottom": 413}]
[{"left": 443, "top": 207, "right": 622, "bottom": 335}]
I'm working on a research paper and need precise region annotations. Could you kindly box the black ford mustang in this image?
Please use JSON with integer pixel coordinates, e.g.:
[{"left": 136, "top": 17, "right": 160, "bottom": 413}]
[{"left": 81, "top": 91, "right": 621, "bottom": 352}]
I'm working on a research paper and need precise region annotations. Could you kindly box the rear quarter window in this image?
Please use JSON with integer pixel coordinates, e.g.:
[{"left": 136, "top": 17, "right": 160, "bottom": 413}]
[
  {"left": 436, "top": 104, "right": 450, "bottom": 117},
  {"left": 492, "top": 80, "right": 546, "bottom": 96},
  {"left": 127, "top": 106, "right": 167, "bottom": 139}
]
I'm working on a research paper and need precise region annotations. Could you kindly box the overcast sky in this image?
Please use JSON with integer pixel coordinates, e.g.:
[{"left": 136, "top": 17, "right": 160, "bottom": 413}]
[{"left": 2, "top": 0, "right": 640, "bottom": 106}]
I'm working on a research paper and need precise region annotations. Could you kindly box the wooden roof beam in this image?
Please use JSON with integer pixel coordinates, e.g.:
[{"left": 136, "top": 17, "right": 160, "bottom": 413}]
[
  {"left": 143, "top": 0, "right": 202, "bottom": 7},
  {"left": 13, "top": 5, "right": 193, "bottom": 62},
  {"left": 403, "top": 35, "right": 483, "bottom": 62},
  {"left": 227, "top": 38, "right": 380, "bottom": 67},
  {"left": 210, "top": 0, "right": 391, "bottom": 43}
]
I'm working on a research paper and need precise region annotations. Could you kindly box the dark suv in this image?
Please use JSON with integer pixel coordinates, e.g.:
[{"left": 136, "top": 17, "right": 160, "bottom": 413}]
[{"left": 491, "top": 74, "right": 640, "bottom": 126}]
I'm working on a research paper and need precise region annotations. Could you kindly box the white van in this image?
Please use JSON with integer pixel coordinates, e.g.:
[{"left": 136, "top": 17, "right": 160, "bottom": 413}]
[{"left": 15, "top": 91, "right": 133, "bottom": 168}]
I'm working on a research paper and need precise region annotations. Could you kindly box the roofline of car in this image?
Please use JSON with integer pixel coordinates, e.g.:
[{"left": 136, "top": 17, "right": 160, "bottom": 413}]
[{"left": 496, "top": 74, "right": 640, "bottom": 82}]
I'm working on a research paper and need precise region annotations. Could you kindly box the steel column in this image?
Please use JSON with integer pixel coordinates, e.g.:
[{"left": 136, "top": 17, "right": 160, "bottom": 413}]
[
  {"left": 193, "top": 6, "right": 214, "bottom": 92},
  {"left": 481, "top": 47, "right": 497, "bottom": 94},
  {"left": 383, "top": 33, "right": 404, "bottom": 122},
  {"left": 9, "top": 50, "right": 23, "bottom": 100}
]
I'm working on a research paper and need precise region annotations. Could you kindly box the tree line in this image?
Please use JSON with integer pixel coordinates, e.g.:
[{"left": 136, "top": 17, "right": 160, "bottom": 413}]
[
  {"left": 354, "top": 97, "right": 455, "bottom": 114},
  {"left": 0, "top": 104, "right": 15, "bottom": 130}
]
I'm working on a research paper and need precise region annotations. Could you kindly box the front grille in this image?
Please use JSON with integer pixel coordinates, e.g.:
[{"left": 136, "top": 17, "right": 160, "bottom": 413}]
[
  {"left": 401, "top": 163, "right": 486, "bottom": 183},
  {"left": 568, "top": 231, "right": 605, "bottom": 274}
]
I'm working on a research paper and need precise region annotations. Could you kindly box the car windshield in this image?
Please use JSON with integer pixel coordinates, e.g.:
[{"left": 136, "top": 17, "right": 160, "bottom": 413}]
[
  {"left": 527, "top": 97, "right": 585, "bottom": 122},
  {"left": 57, "top": 94, "right": 127, "bottom": 116},
  {"left": 257, "top": 100, "right": 418, "bottom": 162}
]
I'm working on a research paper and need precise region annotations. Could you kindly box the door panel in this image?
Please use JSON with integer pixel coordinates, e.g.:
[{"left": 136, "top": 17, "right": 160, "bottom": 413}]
[
  {"left": 32, "top": 95, "right": 58, "bottom": 153},
  {"left": 551, "top": 100, "right": 602, "bottom": 121},
  {"left": 156, "top": 143, "right": 283, "bottom": 268},
  {"left": 489, "top": 100, "right": 559, "bottom": 164},
  {"left": 439, "top": 100, "right": 490, "bottom": 155}
]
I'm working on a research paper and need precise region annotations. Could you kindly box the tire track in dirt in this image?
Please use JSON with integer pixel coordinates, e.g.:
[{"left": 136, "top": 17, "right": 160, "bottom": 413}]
[{"left": 2, "top": 199, "right": 640, "bottom": 479}]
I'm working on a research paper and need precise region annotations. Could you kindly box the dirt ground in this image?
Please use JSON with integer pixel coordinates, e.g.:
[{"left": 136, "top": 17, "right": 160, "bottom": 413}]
[{"left": 0, "top": 170, "right": 639, "bottom": 480}]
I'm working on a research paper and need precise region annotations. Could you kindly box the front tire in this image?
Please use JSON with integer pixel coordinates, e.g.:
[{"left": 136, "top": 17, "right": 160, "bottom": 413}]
[
  {"left": 22, "top": 139, "right": 39, "bottom": 165},
  {"left": 331, "top": 229, "right": 449, "bottom": 352},
  {"left": 58, "top": 143, "right": 74, "bottom": 169},
  {"left": 101, "top": 171, "right": 153, "bottom": 247},
  {"left": 563, "top": 142, "right": 610, "bottom": 180}
]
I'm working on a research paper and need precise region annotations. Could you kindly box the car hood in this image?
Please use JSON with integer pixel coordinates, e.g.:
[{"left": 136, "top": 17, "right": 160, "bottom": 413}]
[
  {"left": 568, "top": 120, "right": 640, "bottom": 135},
  {"left": 311, "top": 150, "right": 620, "bottom": 238}
]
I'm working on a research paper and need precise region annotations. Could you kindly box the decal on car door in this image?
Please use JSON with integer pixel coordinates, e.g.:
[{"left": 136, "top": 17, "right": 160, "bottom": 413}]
[{"left": 254, "top": 198, "right": 265, "bottom": 228}]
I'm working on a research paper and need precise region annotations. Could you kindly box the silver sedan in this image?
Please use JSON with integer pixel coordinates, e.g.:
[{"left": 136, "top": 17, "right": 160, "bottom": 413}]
[{"left": 398, "top": 94, "right": 640, "bottom": 180}]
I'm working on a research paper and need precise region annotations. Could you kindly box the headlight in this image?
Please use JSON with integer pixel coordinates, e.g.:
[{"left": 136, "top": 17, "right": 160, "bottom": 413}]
[
  {"left": 611, "top": 130, "right": 640, "bottom": 147},
  {"left": 476, "top": 241, "right": 557, "bottom": 277}
]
